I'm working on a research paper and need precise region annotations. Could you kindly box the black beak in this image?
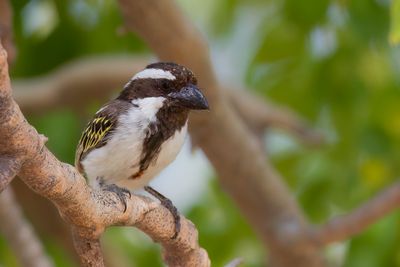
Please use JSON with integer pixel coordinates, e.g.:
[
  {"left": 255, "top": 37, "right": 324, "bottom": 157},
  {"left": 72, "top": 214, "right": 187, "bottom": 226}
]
[{"left": 168, "top": 84, "right": 209, "bottom": 110}]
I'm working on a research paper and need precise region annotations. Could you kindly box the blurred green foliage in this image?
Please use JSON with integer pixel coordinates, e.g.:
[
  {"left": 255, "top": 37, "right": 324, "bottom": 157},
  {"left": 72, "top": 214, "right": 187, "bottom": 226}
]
[
  {"left": 391, "top": 0, "right": 400, "bottom": 44},
  {"left": 1, "top": 0, "right": 400, "bottom": 266}
]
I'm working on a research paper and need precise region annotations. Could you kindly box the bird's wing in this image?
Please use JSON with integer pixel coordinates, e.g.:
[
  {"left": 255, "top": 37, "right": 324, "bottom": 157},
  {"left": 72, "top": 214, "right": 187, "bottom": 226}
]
[{"left": 75, "top": 112, "right": 116, "bottom": 173}]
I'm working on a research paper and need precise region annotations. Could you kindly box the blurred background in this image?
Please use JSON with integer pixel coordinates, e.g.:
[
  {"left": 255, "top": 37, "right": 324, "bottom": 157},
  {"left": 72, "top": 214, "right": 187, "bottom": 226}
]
[{"left": 1, "top": 0, "right": 400, "bottom": 266}]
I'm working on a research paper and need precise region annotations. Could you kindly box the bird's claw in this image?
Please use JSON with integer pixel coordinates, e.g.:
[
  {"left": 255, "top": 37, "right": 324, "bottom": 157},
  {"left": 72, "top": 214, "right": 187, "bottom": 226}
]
[
  {"left": 161, "top": 198, "right": 181, "bottom": 239},
  {"left": 144, "top": 186, "right": 181, "bottom": 239},
  {"left": 103, "top": 184, "right": 131, "bottom": 212}
]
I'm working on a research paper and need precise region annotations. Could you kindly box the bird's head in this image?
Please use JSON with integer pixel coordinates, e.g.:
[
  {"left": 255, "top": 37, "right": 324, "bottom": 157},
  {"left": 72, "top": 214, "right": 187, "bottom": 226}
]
[{"left": 118, "top": 62, "right": 209, "bottom": 110}]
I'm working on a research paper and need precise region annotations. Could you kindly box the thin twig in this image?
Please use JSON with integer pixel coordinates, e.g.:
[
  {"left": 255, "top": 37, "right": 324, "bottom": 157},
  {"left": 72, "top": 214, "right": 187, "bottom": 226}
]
[{"left": 312, "top": 182, "right": 400, "bottom": 245}]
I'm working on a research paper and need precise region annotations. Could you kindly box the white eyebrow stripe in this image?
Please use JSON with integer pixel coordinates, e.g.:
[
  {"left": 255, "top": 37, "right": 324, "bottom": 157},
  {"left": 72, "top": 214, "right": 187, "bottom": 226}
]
[{"left": 132, "top": 68, "right": 176, "bottom": 81}]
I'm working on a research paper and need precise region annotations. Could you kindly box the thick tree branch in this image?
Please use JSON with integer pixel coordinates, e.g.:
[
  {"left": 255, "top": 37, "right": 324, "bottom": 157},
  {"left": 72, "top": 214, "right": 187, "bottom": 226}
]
[
  {"left": 0, "top": 187, "right": 54, "bottom": 267},
  {"left": 117, "top": 1, "right": 324, "bottom": 266},
  {"left": 0, "top": 43, "right": 24, "bottom": 190},
  {"left": 0, "top": 44, "right": 209, "bottom": 267},
  {"left": 72, "top": 229, "right": 105, "bottom": 267},
  {"left": 312, "top": 182, "right": 400, "bottom": 245}
]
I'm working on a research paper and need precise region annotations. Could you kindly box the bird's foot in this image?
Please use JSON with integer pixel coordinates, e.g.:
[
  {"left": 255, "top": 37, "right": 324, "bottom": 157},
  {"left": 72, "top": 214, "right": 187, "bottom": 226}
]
[
  {"left": 144, "top": 186, "right": 180, "bottom": 239},
  {"left": 102, "top": 184, "right": 131, "bottom": 212}
]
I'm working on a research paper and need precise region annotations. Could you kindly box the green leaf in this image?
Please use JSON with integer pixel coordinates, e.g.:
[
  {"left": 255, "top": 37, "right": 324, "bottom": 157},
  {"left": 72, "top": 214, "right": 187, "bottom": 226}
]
[
  {"left": 390, "top": 0, "right": 400, "bottom": 45},
  {"left": 348, "top": 0, "right": 389, "bottom": 42}
]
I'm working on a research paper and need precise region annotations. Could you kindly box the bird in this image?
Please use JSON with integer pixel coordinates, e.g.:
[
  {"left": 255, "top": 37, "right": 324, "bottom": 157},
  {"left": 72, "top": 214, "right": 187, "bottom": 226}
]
[{"left": 75, "top": 62, "right": 209, "bottom": 238}]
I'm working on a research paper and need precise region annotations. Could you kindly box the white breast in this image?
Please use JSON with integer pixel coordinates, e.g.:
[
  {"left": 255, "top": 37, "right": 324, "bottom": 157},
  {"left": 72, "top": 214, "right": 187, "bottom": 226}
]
[
  {"left": 81, "top": 97, "right": 188, "bottom": 190},
  {"left": 116, "top": 123, "right": 187, "bottom": 190}
]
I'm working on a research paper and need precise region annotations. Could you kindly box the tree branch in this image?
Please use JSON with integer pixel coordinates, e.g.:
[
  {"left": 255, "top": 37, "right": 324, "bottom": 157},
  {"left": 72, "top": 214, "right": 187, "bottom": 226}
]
[
  {"left": 312, "top": 182, "right": 400, "bottom": 245},
  {"left": 72, "top": 229, "right": 105, "bottom": 267},
  {"left": 0, "top": 44, "right": 209, "bottom": 267},
  {"left": 0, "top": 187, "right": 54, "bottom": 267},
  {"left": 0, "top": 42, "right": 24, "bottom": 191}
]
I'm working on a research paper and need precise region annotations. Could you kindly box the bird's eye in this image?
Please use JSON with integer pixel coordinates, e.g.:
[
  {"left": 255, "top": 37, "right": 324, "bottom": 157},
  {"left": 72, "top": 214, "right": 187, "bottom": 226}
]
[{"left": 162, "top": 80, "right": 169, "bottom": 88}]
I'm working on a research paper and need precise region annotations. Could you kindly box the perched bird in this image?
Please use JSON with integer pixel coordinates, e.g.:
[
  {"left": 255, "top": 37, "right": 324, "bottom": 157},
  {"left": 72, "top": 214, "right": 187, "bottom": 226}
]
[{"left": 75, "top": 62, "right": 209, "bottom": 238}]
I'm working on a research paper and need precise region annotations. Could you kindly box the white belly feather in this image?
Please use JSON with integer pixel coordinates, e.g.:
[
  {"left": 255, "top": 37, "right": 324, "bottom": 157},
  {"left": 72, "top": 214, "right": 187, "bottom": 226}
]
[
  {"left": 81, "top": 97, "right": 188, "bottom": 190},
  {"left": 115, "top": 123, "right": 187, "bottom": 190}
]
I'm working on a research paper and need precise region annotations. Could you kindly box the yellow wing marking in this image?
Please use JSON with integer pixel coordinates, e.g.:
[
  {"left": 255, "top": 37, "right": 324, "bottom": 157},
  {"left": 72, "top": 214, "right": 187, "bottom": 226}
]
[{"left": 78, "top": 116, "right": 114, "bottom": 155}]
